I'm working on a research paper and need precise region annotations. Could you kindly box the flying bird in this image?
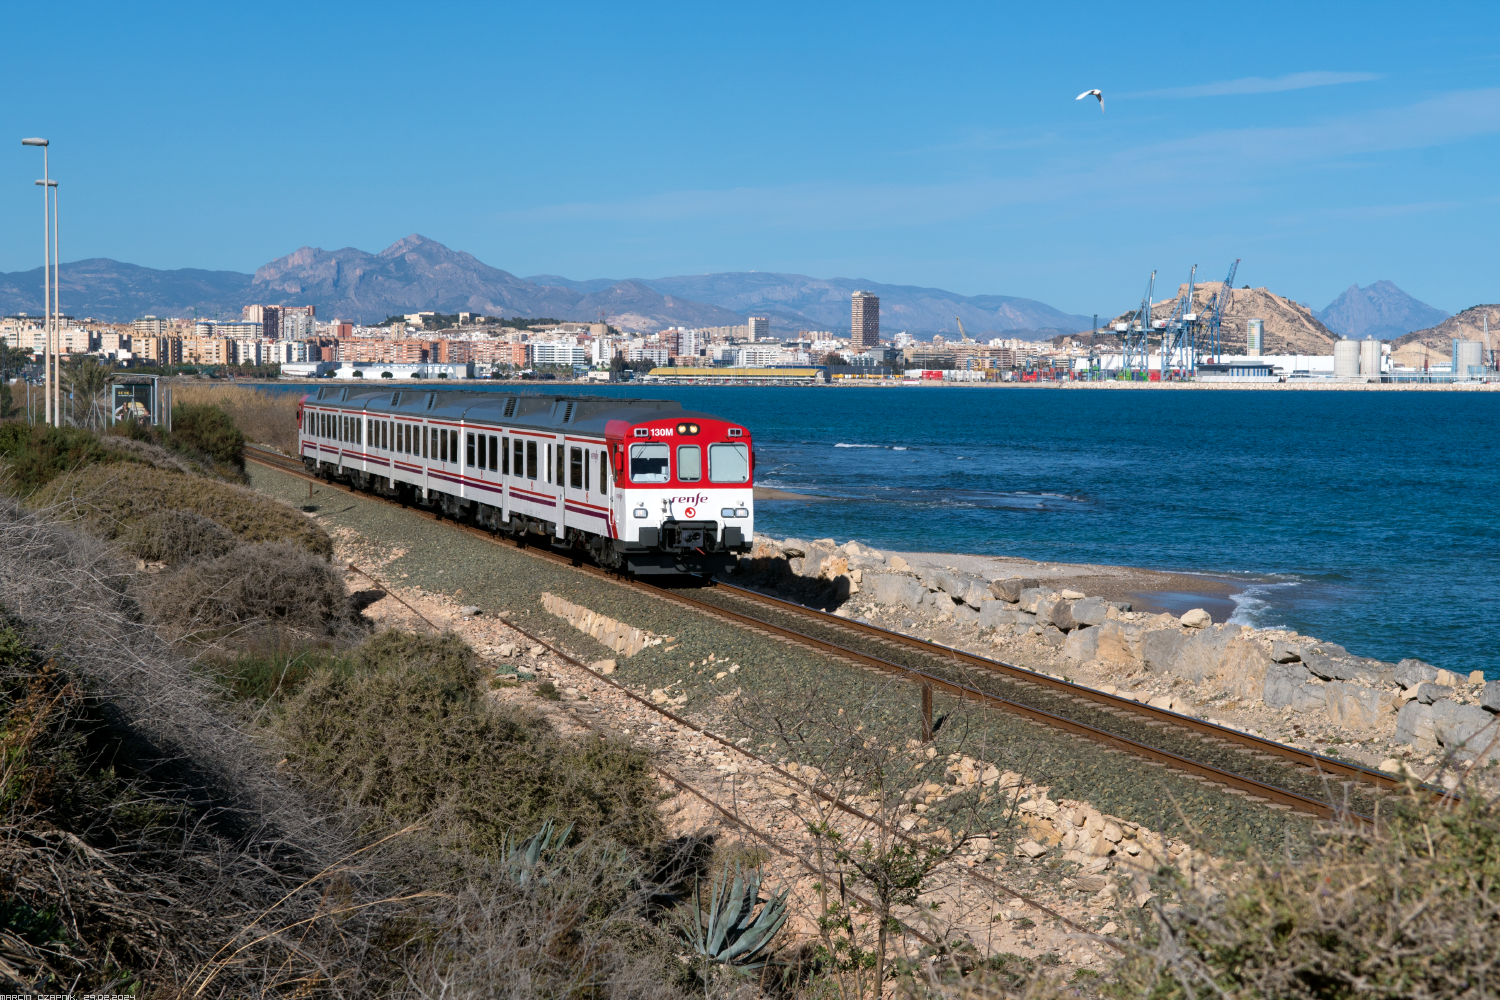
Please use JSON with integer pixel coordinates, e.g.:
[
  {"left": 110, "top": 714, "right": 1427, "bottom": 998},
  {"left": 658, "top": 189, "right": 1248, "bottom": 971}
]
[{"left": 1076, "top": 89, "right": 1104, "bottom": 112}]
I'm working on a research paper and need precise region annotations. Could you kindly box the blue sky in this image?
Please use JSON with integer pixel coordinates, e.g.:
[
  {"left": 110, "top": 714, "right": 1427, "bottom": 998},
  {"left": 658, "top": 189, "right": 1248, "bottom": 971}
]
[{"left": 1, "top": 1, "right": 1497, "bottom": 316}]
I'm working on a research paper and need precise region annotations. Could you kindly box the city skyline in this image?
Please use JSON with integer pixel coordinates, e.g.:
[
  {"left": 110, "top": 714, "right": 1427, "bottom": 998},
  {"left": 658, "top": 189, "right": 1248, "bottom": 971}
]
[{"left": 1, "top": 1, "right": 1497, "bottom": 317}]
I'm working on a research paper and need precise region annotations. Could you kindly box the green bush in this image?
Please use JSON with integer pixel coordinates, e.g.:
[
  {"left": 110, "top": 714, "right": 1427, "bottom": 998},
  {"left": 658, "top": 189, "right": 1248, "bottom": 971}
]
[
  {"left": 168, "top": 402, "right": 245, "bottom": 471},
  {"left": 0, "top": 422, "right": 117, "bottom": 494},
  {"left": 277, "top": 630, "right": 663, "bottom": 851}
]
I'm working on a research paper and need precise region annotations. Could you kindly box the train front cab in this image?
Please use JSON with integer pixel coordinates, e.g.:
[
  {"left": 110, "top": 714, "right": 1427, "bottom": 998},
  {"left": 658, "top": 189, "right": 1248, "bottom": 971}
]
[{"left": 606, "top": 414, "right": 753, "bottom": 575}]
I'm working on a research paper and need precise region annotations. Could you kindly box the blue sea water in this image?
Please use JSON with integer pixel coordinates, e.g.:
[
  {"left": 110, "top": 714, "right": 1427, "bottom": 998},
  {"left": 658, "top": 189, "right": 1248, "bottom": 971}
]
[{"left": 269, "top": 382, "right": 1500, "bottom": 676}]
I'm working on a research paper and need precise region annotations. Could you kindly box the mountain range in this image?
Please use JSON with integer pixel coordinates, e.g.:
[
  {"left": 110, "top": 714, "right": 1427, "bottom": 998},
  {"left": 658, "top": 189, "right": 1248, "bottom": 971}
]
[
  {"left": 1314, "top": 280, "right": 1449, "bottom": 340},
  {"left": 0, "top": 234, "right": 1091, "bottom": 339}
]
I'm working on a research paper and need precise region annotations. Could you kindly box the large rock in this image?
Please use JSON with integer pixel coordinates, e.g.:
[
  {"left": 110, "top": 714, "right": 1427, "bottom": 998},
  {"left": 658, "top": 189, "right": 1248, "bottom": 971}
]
[
  {"left": 1095, "top": 621, "right": 1145, "bottom": 670},
  {"left": 1482, "top": 680, "right": 1500, "bottom": 713},
  {"left": 1071, "top": 596, "right": 1110, "bottom": 627},
  {"left": 1323, "top": 682, "right": 1394, "bottom": 731},
  {"left": 1035, "top": 596, "right": 1077, "bottom": 632},
  {"left": 953, "top": 603, "right": 979, "bottom": 625},
  {"left": 1179, "top": 608, "right": 1212, "bottom": 628},
  {"left": 926, "top": 592, "right": 957, "bottom": 613},
  {"left": 1018, "top": 587, "right": 1055, "bottom": 613},
  {"left": 1142, "top": 630, "right": 1187, "bottom": 674},
  {"left": 926, "top": 570, "right": 990, "bottom": 608},
  {"left": 1415, "top": 682, "right": 1452, "bottom": 705},
  {"left": 979, "top": 603, "right": 1024, "bottom": 628},
  {"left": 869, "top": 573, "right": 926, "bottom": 611},
  {"left": 1169, "top": 626, "right": 1236, "bottom": 684},
  {"left": 1394, "top": 701, "right": 1437, "bottom": 750},
  {"left": 1262, "top": 662, "right": 1326, "bottom": 713},
  {"left": 1302, "top": 642, "right": 1389, "bottom": 684},
  {"left": 1402, "top": 699, "right": 1500, "bottom": 761},
  {"left": 1394, "top": 658, "right": 1440, "bottom": 689},
  {"left": 988, "top": 577, "right": 1038, "bottom": 603},
  {"left": 1063, "top": 626, "right": 1100, "bottom": 664},
  {"left": 1270, "top": 640, "right": 1302, "bottom": 664},
  {"left": 1213, "top": 639, "right": 1275, "bottom": 702}
]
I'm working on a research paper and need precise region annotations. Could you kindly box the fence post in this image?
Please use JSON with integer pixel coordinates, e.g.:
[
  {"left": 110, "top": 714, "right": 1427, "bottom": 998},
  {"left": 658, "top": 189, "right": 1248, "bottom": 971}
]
[{"left": 921, "top": 683, "right": 933, "bottom": 743}]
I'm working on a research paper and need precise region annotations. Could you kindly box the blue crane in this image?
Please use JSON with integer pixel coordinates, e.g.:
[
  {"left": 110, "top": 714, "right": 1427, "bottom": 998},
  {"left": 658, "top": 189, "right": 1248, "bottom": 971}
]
[
  {"left": 1120, "top": 271, "right": 1155, "bottom": 379},
  {"left": 1159, "top": 264, "right": 1197, "bottom": 380},
  {"left": 1202, "top": 259, "right": 1240, "bottom": 364}
]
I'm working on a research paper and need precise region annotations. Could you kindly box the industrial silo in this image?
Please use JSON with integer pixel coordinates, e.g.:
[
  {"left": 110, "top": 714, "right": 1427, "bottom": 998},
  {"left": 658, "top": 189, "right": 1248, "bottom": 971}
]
[
  {"left": 1359, "top": 338, "right": 1381, "bottom": 378},
  {"left": 1453, "top": 339, "right": 1484, "bottom": 376},
  {"left": 1246, "top": 318, "right": 1264, "bottom": 356},
  {"left": 1334, "top": 339, "right": 1360, "bottom": 378}
]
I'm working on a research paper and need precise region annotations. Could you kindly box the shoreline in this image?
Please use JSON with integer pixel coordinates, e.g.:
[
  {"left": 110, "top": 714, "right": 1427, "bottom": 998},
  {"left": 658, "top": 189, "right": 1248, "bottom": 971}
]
[{"left": 248, "top": 378, "right": 1499, "bottom": 392}]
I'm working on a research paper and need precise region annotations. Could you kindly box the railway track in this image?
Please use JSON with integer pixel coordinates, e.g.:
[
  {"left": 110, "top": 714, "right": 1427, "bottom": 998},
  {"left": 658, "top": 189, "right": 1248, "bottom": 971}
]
[{"left": 247, "top": 445, "right": 1416, "bottom": 823}]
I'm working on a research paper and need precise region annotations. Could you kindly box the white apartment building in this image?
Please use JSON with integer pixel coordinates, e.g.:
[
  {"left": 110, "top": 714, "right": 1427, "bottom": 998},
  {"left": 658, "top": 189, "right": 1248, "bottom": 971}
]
[
  {"left": 748, "top": 316, "right": 770, "bottom": 340},
  {"left": 272, "top": 340, "right": 314, "bottom": 364},
  {"left": 735, "top": 346, "right": 791, "bottom": 367},
  {"left": 628, "top": 346, "right": 672, "bottom": 366},
  {"left": 529, "top": 339, "right": 589, "bottom": 367}
]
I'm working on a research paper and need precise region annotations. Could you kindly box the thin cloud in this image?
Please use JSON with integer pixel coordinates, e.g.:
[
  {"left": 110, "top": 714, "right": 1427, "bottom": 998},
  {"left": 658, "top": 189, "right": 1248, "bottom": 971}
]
[{"left": 1126, "top": 71, "right": 1379, "bottom": 99}]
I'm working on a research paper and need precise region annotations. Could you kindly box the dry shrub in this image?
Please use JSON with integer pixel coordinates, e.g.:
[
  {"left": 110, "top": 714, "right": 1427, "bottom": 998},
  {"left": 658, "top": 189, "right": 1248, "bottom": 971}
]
[
  {"left": 120, "top": 507, "right": 240, "bottom": 564},
  {"left": 277, "top": 630, "right": 664, "bottom": 853},
  {"left": 1107, "top": 786, "right": 1500, "bottom": 1000},
  {"left": 29, "top": 462, "right": 332, "bottom": 558},
  {"left": 143, "top": 540, "right": 352, "bottom": 635},
  {"left": 171, "top": 382, "right": 302, "bottom": 454},
  {"left": 97, "top": 431, "right": 212, "bottom": 476},
  {"left": 0, "top": 499, "right": 390, "bottom": 993}
]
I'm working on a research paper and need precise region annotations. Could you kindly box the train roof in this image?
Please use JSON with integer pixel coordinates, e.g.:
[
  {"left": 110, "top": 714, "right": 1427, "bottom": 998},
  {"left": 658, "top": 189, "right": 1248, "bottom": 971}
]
[{"left": 303, "top": 387, "right": 742, "bottom": 435}]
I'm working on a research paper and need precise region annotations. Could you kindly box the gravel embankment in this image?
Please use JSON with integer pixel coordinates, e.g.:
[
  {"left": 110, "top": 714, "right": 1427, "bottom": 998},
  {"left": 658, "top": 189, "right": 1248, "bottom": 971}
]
[{"left": 250, "top": 463, "right": 1310, "bottom": 860}]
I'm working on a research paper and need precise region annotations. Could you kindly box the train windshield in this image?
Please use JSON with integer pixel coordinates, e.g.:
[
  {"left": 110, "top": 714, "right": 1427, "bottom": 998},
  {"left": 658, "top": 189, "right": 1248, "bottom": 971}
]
[
  {"left": 708, "top": 443, "right": 750, "bottom": 483},
  {"left": 630, "top": 443, "right": 670, "bottom": 482}
]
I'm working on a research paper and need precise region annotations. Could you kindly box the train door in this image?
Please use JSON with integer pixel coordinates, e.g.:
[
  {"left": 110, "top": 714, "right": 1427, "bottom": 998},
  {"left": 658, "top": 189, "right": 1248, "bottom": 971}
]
[{"left": 563, "top": 439, "right": 593, "bottom": 539}]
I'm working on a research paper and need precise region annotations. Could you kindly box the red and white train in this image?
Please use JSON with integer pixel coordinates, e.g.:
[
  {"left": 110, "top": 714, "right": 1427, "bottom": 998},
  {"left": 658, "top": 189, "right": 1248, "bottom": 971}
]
[{"left": 297, "top": 387, "right": 755, "bottom": 574}]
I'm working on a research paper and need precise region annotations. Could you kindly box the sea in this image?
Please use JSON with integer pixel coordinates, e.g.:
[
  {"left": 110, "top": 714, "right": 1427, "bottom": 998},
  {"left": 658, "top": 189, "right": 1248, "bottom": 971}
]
[{"left": 263, "top": 381, "right": 1500, "bottom": 677}]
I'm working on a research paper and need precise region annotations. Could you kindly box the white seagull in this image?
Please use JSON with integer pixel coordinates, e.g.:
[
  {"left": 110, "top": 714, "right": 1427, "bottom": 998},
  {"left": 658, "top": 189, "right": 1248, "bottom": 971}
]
[{"left": 1076, "top": 89, "right": 1104, "bottom": 112}]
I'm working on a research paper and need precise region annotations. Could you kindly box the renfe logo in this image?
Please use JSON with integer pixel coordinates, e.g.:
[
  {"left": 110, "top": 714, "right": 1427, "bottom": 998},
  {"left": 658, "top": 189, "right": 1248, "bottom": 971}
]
[{"left": 673, "top": 494, "right": 708, "bottom": 504}]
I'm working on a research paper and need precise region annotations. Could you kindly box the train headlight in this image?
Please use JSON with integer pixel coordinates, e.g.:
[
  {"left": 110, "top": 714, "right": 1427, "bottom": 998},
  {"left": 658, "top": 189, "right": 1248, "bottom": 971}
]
[
  {"left": 720, "top": 508, "right": 736, "bottom": 518},
  {"left": 735, "top": 508, "right": 749, "bottom": 518},
  {"left": 632, "top": 508, "right": 648, "bottom": 519}
]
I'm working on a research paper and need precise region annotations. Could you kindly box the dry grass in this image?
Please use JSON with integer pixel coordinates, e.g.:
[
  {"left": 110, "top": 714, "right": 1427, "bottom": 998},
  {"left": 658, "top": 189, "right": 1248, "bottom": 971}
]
[
  {"left": 120, "top": 507, "right": 241, "bottom": 564},
  {"left": 29, "top": 461, "right": 332, "bottom": 558},
  {"left": 171, "top": 382, "right": 302, "bottom": 454},
  {"left": 142, "top": 540, "right": 355, "bottom": 638}
]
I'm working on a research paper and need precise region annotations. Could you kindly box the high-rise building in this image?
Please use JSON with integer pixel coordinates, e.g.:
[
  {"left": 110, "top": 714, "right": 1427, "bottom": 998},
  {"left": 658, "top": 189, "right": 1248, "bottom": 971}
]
[
  {"left": 748, "top": 316, "right": 770, "bottom": 341},
  {"left": 850, "top": 292, "right": 880, "bottom": 350},
  {"left": 242, "top": 304, "right": 282, "bottom": 340},
  {"left": 135, "top": 315, "right": 169, "bottom": 337}
]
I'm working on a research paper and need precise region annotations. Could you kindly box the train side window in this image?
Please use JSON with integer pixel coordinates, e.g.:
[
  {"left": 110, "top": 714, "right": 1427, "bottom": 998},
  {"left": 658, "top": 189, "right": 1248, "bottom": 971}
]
[
  {"left": 556, "top": 444, "right": 564, "bottom": 484},
  {"left": 677, "top": 445, "right": 701, "bottom": 482},
  {"left": 502, "top": 437, "right": 510, "bottom": 474},
  {"left": 467, "top": 432, "right": 476, "bottom": 467},
  {"left": 545, "top": 444, "right": 552, "bottom": 484},
  {"left": 600, "top": 452, "right": 608, "bottom": 489},
  {"left": 489, "top": 435, "right": 499, "bottom": 472},
  {"left": 630, "top": 443, "right": 670, "bottom": 483},
  {"left": 422, "top": 427, "right": 429, "bottom": 459},
  {"left": 514, "top": 438, "right": 523, "bottom": 476},
  {"left": 708, "top": 442, "right": 750, "bottom": 483},
  {"left": 569, "top": 447, "right": 583, "bottom": 488},
  {"left": 450, "top": 430, "right": 458, "bottom": 463},
  {"left": 526, "top": 440, "right": 537, "bottom": 479},
  {"left": 584, "top": 450, "right": 590, "bottom": 491}
]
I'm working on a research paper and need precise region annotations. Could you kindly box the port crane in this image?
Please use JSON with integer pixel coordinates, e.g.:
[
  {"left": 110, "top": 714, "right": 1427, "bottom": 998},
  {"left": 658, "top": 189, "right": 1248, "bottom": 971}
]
[
  {"left": 955, "top": 317, "right": 973, "bottom": 343},
  {"left": 1158, "top": 264, "right": 1197, "bottom": 379},
  {"left": 1119, "top": 271, "right": 1155, "bottom": 379},
  {"left": 1201, "top": 258, "right": 1240, "bottom": 363}
]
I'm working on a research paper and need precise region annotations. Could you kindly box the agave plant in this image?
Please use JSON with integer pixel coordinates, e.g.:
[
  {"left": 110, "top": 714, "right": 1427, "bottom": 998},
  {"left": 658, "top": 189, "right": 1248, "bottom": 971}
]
[
  {"left": 501, "top": 818, "right": 574, "bottom": 887},
  {"left": 685, "top": 865, "right": 790, "bottom": 972}
]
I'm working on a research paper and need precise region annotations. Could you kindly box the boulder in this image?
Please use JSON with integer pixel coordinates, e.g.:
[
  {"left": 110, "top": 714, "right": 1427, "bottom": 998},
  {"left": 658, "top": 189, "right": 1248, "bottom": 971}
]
[
  {"left": 1262, "top": 662, "right": 1326, "bottom": 713},
  {"left": 1060, "top": 589, "right": 1086, "bottom": 600},
  {"left": 888, "top": 555, "right": 909, "bottom": 572},
  {"left": 1036, "top": 596, "right": 1077, "bottom": 632},
  {"left": 1071, "top": 596, "right": 1110, "bottom": 627},
  {"left": 1482, "top": 680, "right": 1500, "bottom": 713},
  {"left": 1063, "top": 626, "right": 1100, "bottom": 663},
  {"left": 1041, "top": 625, "right": 1066, "bottom": 648},
  {"left": 1213, "top": 639, "right": 1275, "bottom": 702},
  {"left": 1394, "top": 701, "right": 1437, "bottom": 750},
  {"left": 1018, "top": 587, "right": 1058, "bottom": 613},
  {"left": 1394, "top": 658, "right": 1440, "bottom": 689},
  {"left": 1429, "top": 699, "right": 1500, "bottom": 762},
  {"left": 779, "top": 537, "right": 808, "bottom": 558},
  {"left": 1435, "top": 669, "right": 1463, "bottom": 688},
  {"left": 979, "top": 603, "right": 1021, "bottom": 628},
  {"left": 1299, "top": 642, "right": 1387, "bottom": 684},
  {"left": 1142, "top": 630, "right": 1187, "bottom": 674},
  {"left": 869, "top": 573, "right": 926, "bottom": 611},
  {"left": 1179, "top": 608, "right": 1212, "bottom": 628},
  {"left": 1323, "top": 682, "right": 1393, "bottom": 731},
  {"left": 953, "top": 603, "right": 979, "bottom": 625},
  {"left": 926, "top": 592, "right": 957, "bottom": 612},
  {"left": 1415, "top": 682, "right": 1452, "bottom": 705},
  {"left": 988, "top": 577, "right": 1038, "bottom": 603},
  {"left": 1172, "top": 626, "right": 1235, "bottom": 684},
  {"left": 1270, "top": 640, "right": 1302, "bottom": 664},
  {"left": 1095, "top": 621, "right": 1145, "bottom": 670}
]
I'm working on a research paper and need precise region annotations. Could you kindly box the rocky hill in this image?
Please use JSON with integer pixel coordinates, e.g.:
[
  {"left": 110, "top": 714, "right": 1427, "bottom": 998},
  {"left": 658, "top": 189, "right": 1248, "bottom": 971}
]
[
  {"left": 1315, "top": 281, "right": 1448, "bottom": 340},
  {"left": 0, "top": 258, "right": 251, "bottom": 321},
  {"left": 1389, "top": 305, "right": 1500, "bottom": 366},
  {"left": 1109, "top": 283, "right": 1339, "bottom": 355}
]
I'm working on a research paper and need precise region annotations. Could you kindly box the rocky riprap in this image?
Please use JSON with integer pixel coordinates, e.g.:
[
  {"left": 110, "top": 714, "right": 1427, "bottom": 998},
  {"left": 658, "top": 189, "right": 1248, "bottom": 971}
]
[{"left": 740, "top": 534, "right": 1494, "bottom": 769}]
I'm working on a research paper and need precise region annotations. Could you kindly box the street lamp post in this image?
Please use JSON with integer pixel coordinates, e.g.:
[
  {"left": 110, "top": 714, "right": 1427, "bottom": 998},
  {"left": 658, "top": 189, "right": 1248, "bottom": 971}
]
[{"left": 22, "top": 138, "right": 54, "bottom": 426}]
